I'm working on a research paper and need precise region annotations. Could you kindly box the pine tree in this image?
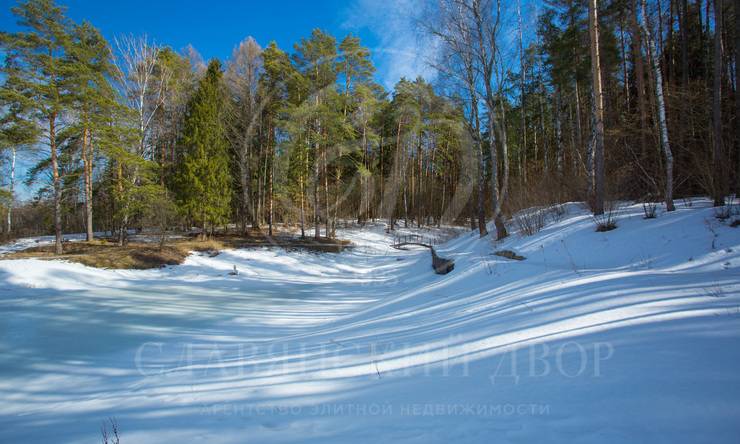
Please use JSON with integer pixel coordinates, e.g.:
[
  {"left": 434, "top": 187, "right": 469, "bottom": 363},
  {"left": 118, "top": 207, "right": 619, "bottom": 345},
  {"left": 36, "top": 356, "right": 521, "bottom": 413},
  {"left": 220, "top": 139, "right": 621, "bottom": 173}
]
[
  {"left": 176, "top": 60, "right": 232, "bottom": 239},
  {"left": 292, "top": 29, "right": 337, "bottom": 238},
  {"left": 260, "top": 42, "right": 294, "bottom": 236},
  {"left": 68, "top": 21, "right": 117, "bottom": 240},
  {"left": 337, "top": 34, "right": 374, "bottom": 114},
  {"left": 0, "top": 0, "right": 74, "bottom": 254}
]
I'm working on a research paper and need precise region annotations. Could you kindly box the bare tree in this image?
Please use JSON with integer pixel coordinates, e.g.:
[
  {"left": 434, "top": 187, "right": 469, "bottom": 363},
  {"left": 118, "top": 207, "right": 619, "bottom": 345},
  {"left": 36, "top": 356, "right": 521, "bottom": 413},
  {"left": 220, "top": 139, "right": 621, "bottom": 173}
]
[
  {"left": 111, "top": 35, "right": 165, "bottom": 159},
  {"left": 225, "top": 37, "right": 263, "bottom": 232},
  {"left": 430, "top": 0, "right": 489, "bottom": 237},
  {"left": 640, "top": 0, "right": 675, "bottom": 211},
  {"left": 183, "top": 44, "right": 207, "bottom": 77},
  {"left": 431, "top": 0, "right": 513, "bottom": 240},
  {"left": 110, "top": 34, "right": 166, "bottom": 244},
  {"left": 469, "top": 0, "right": 509, "bottom": 239}
]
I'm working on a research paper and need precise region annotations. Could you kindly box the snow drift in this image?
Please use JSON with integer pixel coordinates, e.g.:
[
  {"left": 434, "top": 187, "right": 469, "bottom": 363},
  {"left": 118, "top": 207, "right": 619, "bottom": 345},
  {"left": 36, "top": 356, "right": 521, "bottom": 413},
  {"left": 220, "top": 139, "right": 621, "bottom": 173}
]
[{"left": 1, "top": 199, "right": 739, "bottom": 443}]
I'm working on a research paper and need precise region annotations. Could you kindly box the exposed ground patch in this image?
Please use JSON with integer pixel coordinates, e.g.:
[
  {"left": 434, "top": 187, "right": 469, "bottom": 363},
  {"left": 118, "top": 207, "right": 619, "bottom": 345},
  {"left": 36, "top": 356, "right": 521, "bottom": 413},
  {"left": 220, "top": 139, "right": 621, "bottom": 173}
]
[{"left": 1, "top": 233, "right": 351, "bottom": 269}]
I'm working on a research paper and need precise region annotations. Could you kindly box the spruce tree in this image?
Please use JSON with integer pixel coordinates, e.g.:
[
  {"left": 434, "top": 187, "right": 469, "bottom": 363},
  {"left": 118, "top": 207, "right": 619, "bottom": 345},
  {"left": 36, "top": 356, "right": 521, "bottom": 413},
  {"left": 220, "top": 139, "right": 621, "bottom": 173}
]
[{"left": 177, "top": 59, "right": 232, "bottom": 239}]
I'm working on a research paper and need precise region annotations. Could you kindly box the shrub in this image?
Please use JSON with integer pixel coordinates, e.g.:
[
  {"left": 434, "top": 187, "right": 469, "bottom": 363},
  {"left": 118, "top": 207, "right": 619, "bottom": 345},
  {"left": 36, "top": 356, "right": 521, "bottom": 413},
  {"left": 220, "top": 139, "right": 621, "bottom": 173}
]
[
  {"left": 714, "top": 195, "right": 738, "bottom": 221},
  {"left": 547, "top": 203, "right": 567, "bottom": 222},
  {"left": 642, "top": 201, "right": 658, "bottom": 219},
  {"left": 593, "top": 201, "right": 619, "bottom": 232},
  {"left": 514, "top": 208, "right": 546, "bottom": 236}
]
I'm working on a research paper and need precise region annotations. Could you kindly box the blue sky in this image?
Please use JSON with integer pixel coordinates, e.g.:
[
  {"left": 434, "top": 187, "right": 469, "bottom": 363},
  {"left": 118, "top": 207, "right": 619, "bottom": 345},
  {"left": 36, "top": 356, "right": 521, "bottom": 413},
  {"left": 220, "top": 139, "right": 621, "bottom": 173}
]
[
  {"left": 1, "top": 0, "right": 352, "bottom": 61},
  {"left": 1, "top": 0, "right": 440, "bottom": 199},
  {"left": 0, "top": 0, "right": 434, "bottom": 90}
]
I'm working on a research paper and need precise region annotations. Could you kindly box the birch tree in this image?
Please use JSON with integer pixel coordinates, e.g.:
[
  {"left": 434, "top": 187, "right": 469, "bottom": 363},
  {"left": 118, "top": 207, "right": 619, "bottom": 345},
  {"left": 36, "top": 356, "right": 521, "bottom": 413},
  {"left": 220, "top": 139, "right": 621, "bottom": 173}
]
[
  {"left": 110, "top": 34, "right": 166, "bottom": 243},
  {"left": 431, "top": 0, "right": 489, "bottom": 237},
  {"left": 588, "top": 0, "right": 605, "bottom": 215},
  {"left": 639, "top": 0, "right": 675, "bottom": 211},
  {"left": 469, "top": 0, "right": 509, "bottom": 239},
  {"left": 0, "top": 107, "right": 37, "bottom": 234}
]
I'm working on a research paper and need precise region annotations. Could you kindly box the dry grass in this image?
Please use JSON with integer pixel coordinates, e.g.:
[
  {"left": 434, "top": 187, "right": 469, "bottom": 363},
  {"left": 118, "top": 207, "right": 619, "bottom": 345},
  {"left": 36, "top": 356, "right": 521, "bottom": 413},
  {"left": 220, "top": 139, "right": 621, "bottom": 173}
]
[
  {"left": 493, "top": 250, "right": 526, "bottom": 261},
  {"left": 1, "top": 233, "right": 352, "bottom": 270}
]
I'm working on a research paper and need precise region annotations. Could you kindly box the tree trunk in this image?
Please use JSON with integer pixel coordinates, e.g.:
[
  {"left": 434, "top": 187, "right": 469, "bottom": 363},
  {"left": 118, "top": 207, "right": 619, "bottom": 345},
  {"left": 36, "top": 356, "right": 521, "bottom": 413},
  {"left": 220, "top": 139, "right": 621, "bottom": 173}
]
[
  {"left": 300, "top": 137, "right": 307, "bottom": 238},
  {"left": 736, "top": 0, "right": 740, "bottom": 192},
  {"left": 313, "top": 132, "right": 320, "bottom": 239},
  {"left": 471, "top": 78, "right": 488, "bottom": 238},
  {"left": 574, "top": 78, "right": 584, "bottom": 170},
  {"left": 268, "top": 125, "right": 274, "bottom": 237},
  {"left": 333, "top": 158, "right": 340, "bottom": 238},
  {"left": 240, "top": 144, "right": 251, "bottom": 233},
  {"left": 476, "top": 135, "right": 488, "bottom": 238},
  {"left": 641, "top": 0, "right": 675, "bottom": 211},
  {"left": 387, "top": 119, "right": 404, "bottom": 231},
  {"left": 681, "top": 0, "right": 689, "bottom": 86},
  {"left": 50, "top": 114, "right": 63, "bottom": 255},
  {"left": 497, "top": 98, "right": 510, "bottom": 222},
  {"left": 82, "top": 126, "right": 95, "bottom": 240},
  {"left": 117, "top": 160, "right": 125, "bottom": 246},
  {"left": 517, "top": 0, "right": 528, "bottom": 184},
  {"left": 323, "top": 145, "right": 330, "bottom": 237},
  {"left": 539, "top": 83, "right": 548, "bottom": 173},
  {"left": 620, "top": 17, "right": 631, "bottom": 111},
  {"left": 554, "top": 88, "right": 564, "bottom": 177},
  {"left": 631, "top": 0, "right": 650, "bottom": 158},
  {"left": 589, "top": 0, "right": 606, "bottom": 215},
  {"left": 587, "top": 85, "right": 596, "bottom": 197},
  {"left": 712, "top": 0, "right": 725, "bottom": 206},
  {"left": 7, "top": 146, "right": 16, "bottom": 234}
]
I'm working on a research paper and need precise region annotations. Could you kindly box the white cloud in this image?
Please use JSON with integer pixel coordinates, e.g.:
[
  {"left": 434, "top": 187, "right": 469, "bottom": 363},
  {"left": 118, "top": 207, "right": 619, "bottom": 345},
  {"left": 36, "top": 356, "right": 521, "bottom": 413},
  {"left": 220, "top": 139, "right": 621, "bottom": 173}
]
[{"left": 341, "top": 0, "right": 439, "bottom": 90}]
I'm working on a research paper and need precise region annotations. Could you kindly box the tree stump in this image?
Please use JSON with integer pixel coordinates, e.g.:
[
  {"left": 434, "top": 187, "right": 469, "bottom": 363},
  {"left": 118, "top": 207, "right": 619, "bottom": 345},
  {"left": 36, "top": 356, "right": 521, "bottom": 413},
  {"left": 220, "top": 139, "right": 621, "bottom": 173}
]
[{"left": 431, "top": 248, "right": 454, "bottom": 274}]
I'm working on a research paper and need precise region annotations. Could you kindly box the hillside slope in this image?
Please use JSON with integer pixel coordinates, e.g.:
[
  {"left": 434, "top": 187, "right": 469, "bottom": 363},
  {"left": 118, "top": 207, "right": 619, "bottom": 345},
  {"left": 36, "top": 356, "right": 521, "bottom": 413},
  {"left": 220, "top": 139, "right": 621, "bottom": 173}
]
[{"left": 0, "top": 199, "right": 739, "bottom": 443}]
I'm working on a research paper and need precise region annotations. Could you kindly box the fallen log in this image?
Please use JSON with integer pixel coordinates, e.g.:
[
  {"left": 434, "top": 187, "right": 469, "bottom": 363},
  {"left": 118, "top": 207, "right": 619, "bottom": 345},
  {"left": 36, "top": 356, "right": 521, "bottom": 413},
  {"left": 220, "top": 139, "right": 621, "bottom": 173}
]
[{"left": 391, "top": 240, "right": 454, "bottom": 274}]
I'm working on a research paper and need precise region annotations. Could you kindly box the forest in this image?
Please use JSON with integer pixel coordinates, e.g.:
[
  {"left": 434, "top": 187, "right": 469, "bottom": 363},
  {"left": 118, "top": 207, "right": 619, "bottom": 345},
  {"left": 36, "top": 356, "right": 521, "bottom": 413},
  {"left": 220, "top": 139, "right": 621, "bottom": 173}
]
[
  {"left": 3, "top": 1, "right": 740, "bottom": 442},
  {"left": 0, "top": 0, "right": 737, "bottom": 251}
]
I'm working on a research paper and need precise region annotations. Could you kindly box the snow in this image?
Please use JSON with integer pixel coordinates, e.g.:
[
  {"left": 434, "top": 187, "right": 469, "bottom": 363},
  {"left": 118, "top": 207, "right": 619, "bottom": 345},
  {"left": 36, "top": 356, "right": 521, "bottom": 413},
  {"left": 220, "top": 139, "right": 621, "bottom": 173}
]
[{"left": 1, "top": 199, "right": 739, "bottom": 443}]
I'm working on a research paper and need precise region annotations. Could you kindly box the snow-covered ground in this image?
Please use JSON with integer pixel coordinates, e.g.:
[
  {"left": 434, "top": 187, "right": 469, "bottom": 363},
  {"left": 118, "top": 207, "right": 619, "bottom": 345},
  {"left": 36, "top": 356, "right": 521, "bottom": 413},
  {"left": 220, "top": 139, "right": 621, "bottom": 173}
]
[{"left": 1, "top": 199, "right": 739, "bottom": 443}]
